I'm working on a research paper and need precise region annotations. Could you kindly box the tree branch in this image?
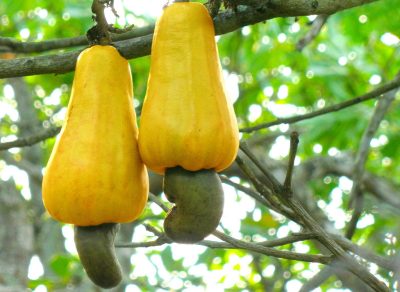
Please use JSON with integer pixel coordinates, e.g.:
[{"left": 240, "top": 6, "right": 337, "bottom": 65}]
[
  {"left": 331, "top": 234, "right": 400, "bottom": 272},
  {"left": 0, "top": 25, "right": 154, "bottom": 54},
  {"left": 220, "top": 175, "right": 272, "bottom": 206},
  {"left": 296, "top": 14, "right": 330, "bottom": 51},
  {"left": 131, "top": 160, "right": 398, "bottom": 285},
  {"left": 239, "top": 142, "right": 282, "bottom": 193},
  {"left": 116, "top": 230, "right": 332, "bottom": 264},
  {"left": 213, "top": 230, "right": 331, "bottom": 264},
  {"left": 283, "top": 195, "right": 388, "bottom": 291},
  {"left": 283, "top": 131, "right": 299, "bottom": 194},
  {"left": 235, "top": 153, "right": 299, "bottom": 222},
  {"left": 225, "top": 157, "right": 400, "bottom": 273},
  {"left": 0, "top": 0, "right": 379, "bottom": 78},
  {"left": 0, "top": 151, "right": 42, "bottom": 182},
  {"left": 346, "top": 86, "right": 398, "bottom": 239},
  {"left": 116, "top": 232, "right": 314, "bottom": 250},
  {"left": 0, "top": 127, "right": 61, "bottom": 151},
  {"left": 0, "top": 33, "right": 153, "bottom": 78},
  {"left": 299, "top": 266, "right": 334, "bottom": 292},
  {"left": 148, "top": 192, "right": 169, "bottom": 213},
  {"left": 240, "top": 74, "right": 400, "bottom": 133},
  {"left": 238, "top": 135, "right": 389, "bottom": 291}
]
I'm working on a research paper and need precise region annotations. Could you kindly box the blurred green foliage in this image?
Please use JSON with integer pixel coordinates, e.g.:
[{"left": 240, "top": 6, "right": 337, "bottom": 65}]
[{"left": 1, "top": 0, "right": 400, "bottom": 291}]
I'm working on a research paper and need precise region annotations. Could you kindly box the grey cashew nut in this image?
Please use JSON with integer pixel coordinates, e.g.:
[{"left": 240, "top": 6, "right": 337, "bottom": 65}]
[
  {"left": 163, "top": 167, "right": 224, "bottom": 243},
  {"left": 74, "top": 223, "right": 122, "bottom": 288}
]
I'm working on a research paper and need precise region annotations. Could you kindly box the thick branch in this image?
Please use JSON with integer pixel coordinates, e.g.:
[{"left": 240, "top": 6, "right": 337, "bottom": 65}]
[
  {"left": 0, "top": 0, "right": 378, "bottom": 78},
  {"left": 0, "top": 34, "right": 153, "bottom": 78},
  {"left": 0, "top": 25, "right": 154, "bottom": 54}
]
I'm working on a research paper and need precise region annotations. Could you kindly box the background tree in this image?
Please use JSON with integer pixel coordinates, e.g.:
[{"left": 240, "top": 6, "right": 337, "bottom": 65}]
[{"left": 0, "top": 0, "right": 399, "bottom": 291}]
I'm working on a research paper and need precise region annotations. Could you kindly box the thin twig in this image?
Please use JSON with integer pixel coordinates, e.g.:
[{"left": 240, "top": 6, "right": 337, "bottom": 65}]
[
  {"left": 240, "top": 74, "right": 400, "bottom": 133},
  {"left": 296, "top": 14, "right": 329, "bottom": 51},
  {"left": 259, "top": 232, "right": 315, "bottom": 247},
  {"left": 346, "top": 86, "right": 398, "bottom": 239},
  {"left": 262, "top": 230, "right": 400, "bottom": 273},
  {"left": 116, "top": 232, "right": 316, "bottom": 250},
  {"left": 235, "top": 154, "right": 298, "bottom": 222},
  {"left": 283, "top": 132, "right": 299, "bottom": 195},
  {"left": 281, "top": 139, "right": 388, "bottom": 291},
  {"left": 116, "top": 223, "right": 400, "bottom": 273},
  {"left": 299, "top": 266, "right": 334, "bottom": 292},
  {"left": 213, "top": 230, "right": 332, "bottom": 264},
  {"left": 252, "top": 255, "right": 272, "bottom": 290},
  {"left": 284, "top": 196, "right": 388, "bottom": 291},
  {"left": 116, "top": 235, "right": 331, "bottom": 263},
  {"left": 0, "top": 127, "right": 61, "bottom": 151},
  {"left": 235, "top": 154, "right": 275, "bottom": 198},
  {"left": 115, "top": 237, "right": 168, "bottom": 248},
  {"left": 148, "top": 192, "right": 169, "bottom": 213},
  {"left": 345, "top": 193, "right": 364, "bottom": 239},
  {"left": 142, "top": 223, "right": 164, "bottom": 237},
  {"left": 0, "top": 151, "right": 42, "bottom": 181},
  {"left": 331, "top": 233, "right": 400, "bottom": 272},
  {"left": 239, "top": 137, "right": 389, "bottom": 291},
  {"left": 239, "top": 142, "right": 283, "bottom": 193},
  {"left": 219, "top": 175, "right": 272, "bottom": 206}
]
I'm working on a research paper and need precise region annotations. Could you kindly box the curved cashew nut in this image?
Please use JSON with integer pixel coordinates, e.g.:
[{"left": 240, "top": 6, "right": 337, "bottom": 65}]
[
  {"left": 74, "top": 223, "right": 122, "bottom": 288},
  {"left": 163, "top": 167, "right": 224, "bottom": 243}
]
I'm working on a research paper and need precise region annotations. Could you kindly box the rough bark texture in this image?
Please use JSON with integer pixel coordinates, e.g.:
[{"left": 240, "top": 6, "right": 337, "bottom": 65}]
[
  {"left": 0, "top": 180, "right": 33, "bottom": 289},
  {"left": 0, "top": 77, "right": 65, "bottom": 285}
]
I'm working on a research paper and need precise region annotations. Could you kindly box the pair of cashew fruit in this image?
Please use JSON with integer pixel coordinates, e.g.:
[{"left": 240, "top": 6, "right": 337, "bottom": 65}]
[{"left": 42, "top": 2, "right": 238, "bottom": 289}]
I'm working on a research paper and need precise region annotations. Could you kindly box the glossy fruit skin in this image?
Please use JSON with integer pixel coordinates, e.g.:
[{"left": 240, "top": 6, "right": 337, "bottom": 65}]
[
  {"left": 138, "top": 2, "right": 239, "bottom": 174},
  {"left": 42, "top": 45, "right": 149, "bottom": 226}
]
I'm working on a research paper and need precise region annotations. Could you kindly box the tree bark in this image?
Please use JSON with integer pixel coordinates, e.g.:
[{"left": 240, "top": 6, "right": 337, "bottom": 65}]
[
  {"left": 0, "top": 180, "right": 33, "bottom": 288},
  {"left": 0, "top": 0, "right": 379, "bottom": 78}
]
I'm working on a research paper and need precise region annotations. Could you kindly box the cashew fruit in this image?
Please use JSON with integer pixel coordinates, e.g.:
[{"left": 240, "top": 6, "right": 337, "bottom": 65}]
[
  {"left": 42, "top": 45, "right": 149, "bottom": 287},
  {"left": 138, "top": 2, "right": 239, "bottom": 175},
  {"left": 164, "top": 167, "right": 224, "bottom": 243},
  {"left": 42, "top": 45, "right": 148, "bottom": 226},
  {"left": 138, "top": 3, "right": 239, "bottom": 243}
]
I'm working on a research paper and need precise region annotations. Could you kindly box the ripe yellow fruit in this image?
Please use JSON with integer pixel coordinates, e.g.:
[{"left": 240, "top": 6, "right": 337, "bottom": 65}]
[
  {"left": 42, "top": 45, "right": 148, "bottom": 226},
  {"left": 138, "top": 2, "right": 239, "bottom": 174}
]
